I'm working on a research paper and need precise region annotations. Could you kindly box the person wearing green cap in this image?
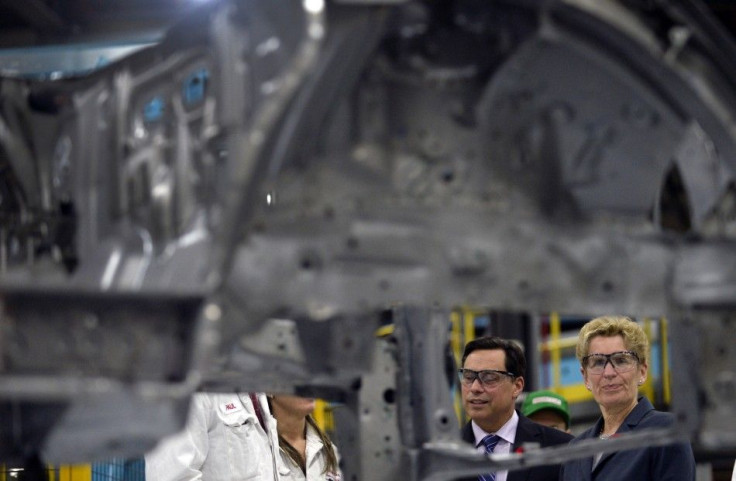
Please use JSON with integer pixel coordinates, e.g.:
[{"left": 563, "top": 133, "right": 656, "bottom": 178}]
[{"left": 520, "top": 390, "right": 571, "bottom": 433}]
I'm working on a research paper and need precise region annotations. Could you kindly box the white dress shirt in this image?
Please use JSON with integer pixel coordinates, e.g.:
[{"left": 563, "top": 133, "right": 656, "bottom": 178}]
[{"left": 472, "top": 410, "right": 519, "bottom": 481}]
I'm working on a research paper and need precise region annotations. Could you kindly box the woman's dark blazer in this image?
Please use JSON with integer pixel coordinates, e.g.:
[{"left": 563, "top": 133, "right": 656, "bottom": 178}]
[
  {"left": 457, "top": 411, "right": 573, "bottom": 481},
  {"left": 560, "top": 397, "right": 695, "bottom": 481}
]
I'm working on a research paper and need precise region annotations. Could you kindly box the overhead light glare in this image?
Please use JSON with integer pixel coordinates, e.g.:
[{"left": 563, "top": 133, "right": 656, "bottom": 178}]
[{"left": 304, "top": 0, "right": 325, "bottom": 14}]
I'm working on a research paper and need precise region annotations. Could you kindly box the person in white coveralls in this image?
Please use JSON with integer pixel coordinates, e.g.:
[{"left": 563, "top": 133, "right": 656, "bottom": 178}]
[{"left": 145, "top": 392, "right": 281, "bottom": 480}]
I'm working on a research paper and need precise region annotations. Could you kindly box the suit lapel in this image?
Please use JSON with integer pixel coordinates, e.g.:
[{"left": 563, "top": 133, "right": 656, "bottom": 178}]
[
  {"left": 507, "top": 465, "right": 528, "bottom": 481},
  {"left": 507, "top": 417, "right": 540, "bottom": 481},
  {"left": 566, "top": 425, "right": 597, "bottom": 480},
  {"left": 461, "top": 421, "right": 475, "bottom": 444},
  {"left": 461, "top": 422, "right": 483, "bottom": 481},
  {"left": 592, "top": 398, "right": 653, "bottom": 475}
]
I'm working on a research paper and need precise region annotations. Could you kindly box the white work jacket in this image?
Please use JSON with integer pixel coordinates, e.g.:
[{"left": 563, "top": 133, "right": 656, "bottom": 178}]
[
  {"left": 145, "top": 392, "right": 282, "bottom": 481},
  {"left": 278, "top": 424, "right": 342, "bottom": 481}
]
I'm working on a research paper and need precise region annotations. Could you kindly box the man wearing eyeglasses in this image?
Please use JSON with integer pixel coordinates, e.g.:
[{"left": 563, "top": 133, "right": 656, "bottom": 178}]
[{"left": 457, "top": 336, "right": 573, "bottom": 481}]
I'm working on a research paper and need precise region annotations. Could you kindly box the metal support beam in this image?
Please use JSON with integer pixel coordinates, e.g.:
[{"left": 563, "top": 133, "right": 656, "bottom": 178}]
[{"left": 0, "top": 0, "right": 67, "bottom": 32}]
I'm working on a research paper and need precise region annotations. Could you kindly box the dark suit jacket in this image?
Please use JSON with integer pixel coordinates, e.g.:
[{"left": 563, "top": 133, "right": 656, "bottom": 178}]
[
  {"left": 457, "top": 411, "right": 574, "bottom": 481},
  {"left": 559, "top": 397, "right": 695, "bottom": 481}
]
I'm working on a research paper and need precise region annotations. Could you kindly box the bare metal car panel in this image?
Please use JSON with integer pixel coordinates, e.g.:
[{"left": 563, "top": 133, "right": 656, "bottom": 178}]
[{"left": 1, "top": 0, "right": 736, "bottom": 478}]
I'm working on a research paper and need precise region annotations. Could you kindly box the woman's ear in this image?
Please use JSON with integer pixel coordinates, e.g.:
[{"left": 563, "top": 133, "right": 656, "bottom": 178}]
[{"left": 581, "top": 367, "right": 590, "bottom": 389}]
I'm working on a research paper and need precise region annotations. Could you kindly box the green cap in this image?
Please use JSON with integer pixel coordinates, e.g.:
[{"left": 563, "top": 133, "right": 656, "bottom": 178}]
[{"left": 521, "top": 390, "right": 570, "bottom": 428}]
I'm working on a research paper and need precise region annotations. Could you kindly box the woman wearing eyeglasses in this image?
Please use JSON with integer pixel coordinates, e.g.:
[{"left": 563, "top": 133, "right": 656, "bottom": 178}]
[{"left": 560, "top": 315, "right": 695, "bottom": 481}]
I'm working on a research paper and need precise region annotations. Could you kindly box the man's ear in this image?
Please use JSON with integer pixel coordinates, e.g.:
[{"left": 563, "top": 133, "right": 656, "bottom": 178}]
[{"left": 513, "top": 376, "right": 525, "bottom": 398}]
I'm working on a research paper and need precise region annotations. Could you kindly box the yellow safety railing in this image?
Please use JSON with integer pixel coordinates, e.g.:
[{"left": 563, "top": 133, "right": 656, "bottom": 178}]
[
  {"left": 450, "top": 306, "right": 485, "bottom": 424},
  {"left": 450, "top": 309, "right": 464, "bottom": 423},
  {"left": 375, "top": 324, "right": 395, "bottom": 338},
  {"left": 0, "top": 464, "right": 92, "bottom": 481},
  {"left": 538, "top": 312, "right": 593, "bottom": 403},
  {"left": 661, "top": 317, "right": 671, "bottom": 405},
  {"left": 641, "top": 318, "right": 656, "bottom": 402},
  {"left": 550, "top": 312, "right": 562, "bottom": 389},
  {"left": 312, "top": 398, "right": 334, "bottom": 433},
  {"left": 58, "top": 465, "right": 92, "bottom": 481}
]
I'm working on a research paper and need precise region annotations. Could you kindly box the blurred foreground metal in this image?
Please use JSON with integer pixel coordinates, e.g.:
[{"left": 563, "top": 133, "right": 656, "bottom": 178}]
[{"left": 2, "top": 0, "right": 736, "bottom": 478}]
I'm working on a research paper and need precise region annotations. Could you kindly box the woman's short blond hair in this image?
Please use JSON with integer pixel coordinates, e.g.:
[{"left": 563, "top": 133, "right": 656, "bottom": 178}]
[{"left": 576, "top": 315, "right": 649, "bottom": 365}]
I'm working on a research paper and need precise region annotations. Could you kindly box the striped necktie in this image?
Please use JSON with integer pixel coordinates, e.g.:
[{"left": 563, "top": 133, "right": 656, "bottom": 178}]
[{"left": 478, "top": 434, "right": 501, "bottom": 481}]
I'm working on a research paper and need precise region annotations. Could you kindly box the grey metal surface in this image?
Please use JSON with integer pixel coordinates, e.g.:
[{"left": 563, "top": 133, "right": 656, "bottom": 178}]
[{"left": 0, "top": 0, "right": 736, "bottom": 477}]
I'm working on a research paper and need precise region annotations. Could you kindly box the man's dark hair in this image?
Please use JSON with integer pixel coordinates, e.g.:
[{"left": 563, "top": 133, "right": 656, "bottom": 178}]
[{"left": 461, "top": 336, "right": 526, "bottom": 378}]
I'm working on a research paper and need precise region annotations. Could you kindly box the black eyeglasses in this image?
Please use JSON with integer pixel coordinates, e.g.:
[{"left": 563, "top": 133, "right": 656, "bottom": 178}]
[
  {"left": 582, "top": 351, "right": 639, "bottom": 374},
  {"left": 457, "top": 368, "right": 516, "bottom": 387}
]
